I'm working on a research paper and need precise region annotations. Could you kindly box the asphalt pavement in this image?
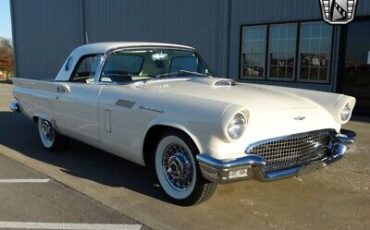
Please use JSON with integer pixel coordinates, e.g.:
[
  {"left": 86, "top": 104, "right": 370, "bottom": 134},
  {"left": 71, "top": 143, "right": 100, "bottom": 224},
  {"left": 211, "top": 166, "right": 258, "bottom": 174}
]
[
  {"left": 0, "top": 82, "right": 369, "bottom": 230},
  {"left": 0, "top": 154, "right": 143, "bottom": 228}
]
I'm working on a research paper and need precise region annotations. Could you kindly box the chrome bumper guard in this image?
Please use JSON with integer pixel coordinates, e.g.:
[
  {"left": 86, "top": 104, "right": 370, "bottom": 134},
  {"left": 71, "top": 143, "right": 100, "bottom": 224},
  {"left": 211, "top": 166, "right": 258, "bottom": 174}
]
[
  {"left": 196, "top": 130, "right": 355, "bottom": 183},
  {"left": 9, "top": 101, "right": 20, "bottom": 113}
]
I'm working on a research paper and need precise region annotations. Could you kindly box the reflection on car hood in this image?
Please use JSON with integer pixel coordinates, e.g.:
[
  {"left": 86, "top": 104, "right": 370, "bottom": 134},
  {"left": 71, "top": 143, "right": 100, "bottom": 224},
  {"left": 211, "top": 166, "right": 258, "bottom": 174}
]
[{"left": 134, "top": 77, "right": 320, "bottom": 112}]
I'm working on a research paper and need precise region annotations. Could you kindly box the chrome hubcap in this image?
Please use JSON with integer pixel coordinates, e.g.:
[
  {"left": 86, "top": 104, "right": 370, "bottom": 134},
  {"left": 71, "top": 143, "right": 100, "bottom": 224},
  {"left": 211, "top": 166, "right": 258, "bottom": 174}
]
[
  {"left": 163, "top": 144, "right": 193, "bottom": 191},
  {"left": 42, "top": 120, "right": 54, "bottom": 142}
]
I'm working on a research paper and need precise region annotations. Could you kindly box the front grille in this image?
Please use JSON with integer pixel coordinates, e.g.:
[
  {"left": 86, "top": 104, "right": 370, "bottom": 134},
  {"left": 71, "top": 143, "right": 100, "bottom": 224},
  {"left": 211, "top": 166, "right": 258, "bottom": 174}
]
[{"left": 247, "top": 130, "right": 332, "bottom": 172}]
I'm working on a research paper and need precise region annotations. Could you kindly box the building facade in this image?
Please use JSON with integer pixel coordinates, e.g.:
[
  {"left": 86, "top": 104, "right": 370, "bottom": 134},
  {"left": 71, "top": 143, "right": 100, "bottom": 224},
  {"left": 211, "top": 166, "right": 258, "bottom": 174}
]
[{"left": 10, "top": 0, "right": 370, "bottom": 113}]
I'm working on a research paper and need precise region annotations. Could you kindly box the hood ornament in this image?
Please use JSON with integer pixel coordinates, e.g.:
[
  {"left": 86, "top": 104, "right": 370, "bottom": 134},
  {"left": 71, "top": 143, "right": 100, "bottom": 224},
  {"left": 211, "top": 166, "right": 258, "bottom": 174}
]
[{"left": 294, "top": 116, "right": 306, "bottom": 121}]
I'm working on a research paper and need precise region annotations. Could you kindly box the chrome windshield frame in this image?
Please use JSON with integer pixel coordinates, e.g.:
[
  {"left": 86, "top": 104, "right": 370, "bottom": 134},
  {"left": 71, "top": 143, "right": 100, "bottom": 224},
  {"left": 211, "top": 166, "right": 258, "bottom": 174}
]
[{"left": 95, "top": 46, "right": 212, "bottom": 85}]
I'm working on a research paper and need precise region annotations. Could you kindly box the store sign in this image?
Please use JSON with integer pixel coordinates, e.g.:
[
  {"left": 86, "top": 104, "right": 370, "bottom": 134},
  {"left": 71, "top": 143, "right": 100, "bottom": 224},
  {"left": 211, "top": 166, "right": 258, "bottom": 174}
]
[{"left": 319, "top": 0, "right": 358, "bottom": 24}]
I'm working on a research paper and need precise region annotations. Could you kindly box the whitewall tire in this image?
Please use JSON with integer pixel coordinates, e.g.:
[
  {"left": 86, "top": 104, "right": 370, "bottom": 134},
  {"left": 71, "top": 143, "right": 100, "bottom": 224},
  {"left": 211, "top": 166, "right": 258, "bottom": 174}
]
[
  {"left": 37, "top": 118, "right": 68, "bottom": 151},
  {"left": 154, "top": 130, "right": 217, "bottom": 206}
]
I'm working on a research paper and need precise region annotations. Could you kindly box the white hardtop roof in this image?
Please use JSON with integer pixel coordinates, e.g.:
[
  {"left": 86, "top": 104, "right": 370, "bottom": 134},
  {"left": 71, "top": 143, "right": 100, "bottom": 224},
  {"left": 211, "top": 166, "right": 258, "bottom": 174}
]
[{"left": 74, "top": 42, "right": 195, "bottom": 56}]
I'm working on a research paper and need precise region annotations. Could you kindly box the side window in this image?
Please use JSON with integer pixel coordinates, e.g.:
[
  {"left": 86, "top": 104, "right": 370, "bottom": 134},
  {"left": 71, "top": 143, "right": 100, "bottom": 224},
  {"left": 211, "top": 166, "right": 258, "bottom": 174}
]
[{"left": 70, "top": 55, "right": 102, "bottom": 83}]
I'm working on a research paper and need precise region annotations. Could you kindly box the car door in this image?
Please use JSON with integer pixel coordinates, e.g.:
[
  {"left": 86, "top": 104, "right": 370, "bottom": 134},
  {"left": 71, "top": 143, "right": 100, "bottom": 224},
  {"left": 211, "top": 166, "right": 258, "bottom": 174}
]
[
  {"left": 53, "top": 54, "right": 103, "bottom": 145},
  {"left": 96, "top": 50, "right": 153, "bottom": 165}
]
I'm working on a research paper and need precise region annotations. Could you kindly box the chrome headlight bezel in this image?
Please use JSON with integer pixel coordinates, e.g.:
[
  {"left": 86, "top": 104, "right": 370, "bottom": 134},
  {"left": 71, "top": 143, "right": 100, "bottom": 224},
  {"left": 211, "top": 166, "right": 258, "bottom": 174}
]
[
  {"left": 226, "top": 112, "right": 248, "bottom": 140},
  {"left": 340, "top": 103, "right": 353, "bottom": 123}
]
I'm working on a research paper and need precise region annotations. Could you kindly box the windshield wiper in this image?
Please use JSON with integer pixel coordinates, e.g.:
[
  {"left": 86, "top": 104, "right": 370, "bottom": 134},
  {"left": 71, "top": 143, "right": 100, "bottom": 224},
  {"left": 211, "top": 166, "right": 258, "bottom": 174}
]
[{"left": 155, "top": 70, "right": 210, "bottom": 79}]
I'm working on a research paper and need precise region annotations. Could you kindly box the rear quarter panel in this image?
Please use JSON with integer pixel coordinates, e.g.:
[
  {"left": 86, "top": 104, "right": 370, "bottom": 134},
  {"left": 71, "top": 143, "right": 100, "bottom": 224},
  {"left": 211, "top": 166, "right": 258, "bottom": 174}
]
[{"left": 12, "top": 78, "right": 58, "bottom": 122}]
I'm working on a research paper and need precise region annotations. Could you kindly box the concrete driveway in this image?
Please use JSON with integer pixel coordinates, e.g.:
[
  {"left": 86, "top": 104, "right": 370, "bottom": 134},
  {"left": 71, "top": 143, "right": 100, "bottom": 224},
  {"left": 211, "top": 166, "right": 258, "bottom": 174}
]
[
  {"left": 0, "top": 154, "right": 143, "bottom": 230},
  {"left": 1, "top": 82, "right": 369, "bottom": 230}
]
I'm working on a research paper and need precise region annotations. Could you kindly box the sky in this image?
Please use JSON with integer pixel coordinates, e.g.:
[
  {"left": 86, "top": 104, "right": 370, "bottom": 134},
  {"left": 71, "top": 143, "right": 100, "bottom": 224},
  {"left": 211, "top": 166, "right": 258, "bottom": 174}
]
[{"left": 0, "top": 0, "right": 12, "bottom": 40}]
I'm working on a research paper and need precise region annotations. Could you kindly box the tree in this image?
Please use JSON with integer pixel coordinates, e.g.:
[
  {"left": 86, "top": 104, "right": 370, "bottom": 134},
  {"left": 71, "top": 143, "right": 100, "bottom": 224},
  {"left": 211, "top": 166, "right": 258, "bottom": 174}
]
[{"left": 0, "top": 37, "right": 14, "bottom": 79}]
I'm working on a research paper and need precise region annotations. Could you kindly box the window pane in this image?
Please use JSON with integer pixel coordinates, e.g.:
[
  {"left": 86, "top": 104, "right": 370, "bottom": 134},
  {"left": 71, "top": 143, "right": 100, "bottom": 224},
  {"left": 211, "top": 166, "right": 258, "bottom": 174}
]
[
  {"left": 103, "top": 53, "right": 144, "bottom": 75},
  {"left": 240, "top": 25, "right": 267, "bottom": 78},
  {"left": 268, "top": 23, "right": 297, "bottom": 80},
  {"left": 298, "top": 22, "right": 332, "bottom": 83},
  {"left": 170, "top": 56, "right": 198, "bottom": 72},
  {"left": 70, "top": 55, "right": 101, "bottom": 83}
]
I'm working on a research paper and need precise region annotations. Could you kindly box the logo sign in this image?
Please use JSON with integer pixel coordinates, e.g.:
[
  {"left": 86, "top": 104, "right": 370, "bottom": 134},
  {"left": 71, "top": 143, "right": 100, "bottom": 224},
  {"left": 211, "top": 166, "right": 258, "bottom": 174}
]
[
  {"left": 293, "top": 116, "right": 306, "bottom": 121},
  {"left": 319, "top": 0, "right": 358, "bottom": 24}
]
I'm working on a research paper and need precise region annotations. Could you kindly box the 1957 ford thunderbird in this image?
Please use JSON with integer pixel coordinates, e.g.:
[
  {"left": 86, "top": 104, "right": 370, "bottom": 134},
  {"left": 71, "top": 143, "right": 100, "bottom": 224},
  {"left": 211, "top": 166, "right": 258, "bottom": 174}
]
[{"left": 10, "top": 42, "right": 356, "bottom": 205}]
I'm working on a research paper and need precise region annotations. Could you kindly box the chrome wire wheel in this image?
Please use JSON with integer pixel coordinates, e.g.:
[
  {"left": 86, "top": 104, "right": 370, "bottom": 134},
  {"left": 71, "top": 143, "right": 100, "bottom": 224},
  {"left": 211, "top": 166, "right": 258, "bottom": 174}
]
[
  {"left": 163, "top": 144, "right": 194, "bottom": 191},
  {"left": 38, "top": 118, "right": 55, "bottom": 148},
  {"left": 155, "top": 135, "right": 197, "bottom": 200}
]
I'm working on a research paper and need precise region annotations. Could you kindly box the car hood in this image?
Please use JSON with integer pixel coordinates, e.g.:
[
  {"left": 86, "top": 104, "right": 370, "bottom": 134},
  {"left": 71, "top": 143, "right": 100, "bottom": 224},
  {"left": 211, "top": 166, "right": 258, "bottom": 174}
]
[
  {"left": 134, "top": 77, "right": 321, "bottom": 113},
  {"left": 131, "top": 77, "right": 340, "bottom": 155}
]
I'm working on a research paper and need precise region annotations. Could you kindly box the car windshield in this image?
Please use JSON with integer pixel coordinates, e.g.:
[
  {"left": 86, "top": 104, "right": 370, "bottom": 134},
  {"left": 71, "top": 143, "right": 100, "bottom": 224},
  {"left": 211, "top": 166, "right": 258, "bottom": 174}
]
[{"left": 99, "top": 48, "right": 212, "bottom": 84}]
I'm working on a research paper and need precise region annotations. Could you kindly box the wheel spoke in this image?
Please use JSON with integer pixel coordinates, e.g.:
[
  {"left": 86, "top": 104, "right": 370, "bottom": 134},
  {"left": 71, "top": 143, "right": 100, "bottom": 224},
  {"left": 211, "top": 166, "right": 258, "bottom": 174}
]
[
  {"left": 39, "top": 119, "right": 55, "bottom": 147},
  {"left": 162, "top": 143, "right": 194, "bottom": 192}
]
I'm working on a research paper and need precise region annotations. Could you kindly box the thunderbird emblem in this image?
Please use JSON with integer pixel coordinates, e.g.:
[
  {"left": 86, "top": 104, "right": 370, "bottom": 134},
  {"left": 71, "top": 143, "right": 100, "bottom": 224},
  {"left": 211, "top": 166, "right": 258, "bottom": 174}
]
[
  {"left": 319, "top": 0, "right": 358, "bottom": 24},
  {"left": 294, "top": 116, "right": 306, "bottom": 121}
]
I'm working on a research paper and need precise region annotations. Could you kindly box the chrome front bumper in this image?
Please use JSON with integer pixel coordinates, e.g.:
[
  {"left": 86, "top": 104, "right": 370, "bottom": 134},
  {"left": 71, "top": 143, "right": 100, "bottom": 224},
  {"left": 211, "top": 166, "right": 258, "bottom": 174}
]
[
  {"left": 9, "top": 101, "right": 20, "bottom": 113},
  {"left": 196, "top": 130, "right": 355, "bottom": 183}
]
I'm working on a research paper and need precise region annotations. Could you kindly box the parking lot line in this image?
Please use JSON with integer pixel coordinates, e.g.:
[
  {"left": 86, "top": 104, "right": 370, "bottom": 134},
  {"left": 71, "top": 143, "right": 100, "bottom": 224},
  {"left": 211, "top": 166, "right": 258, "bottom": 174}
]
[
  {"left": 0, "top": 179, "right": 50, "bottom": 183},
  {"left": 0, "top": 222, "right": 142, "bottom": 230}
]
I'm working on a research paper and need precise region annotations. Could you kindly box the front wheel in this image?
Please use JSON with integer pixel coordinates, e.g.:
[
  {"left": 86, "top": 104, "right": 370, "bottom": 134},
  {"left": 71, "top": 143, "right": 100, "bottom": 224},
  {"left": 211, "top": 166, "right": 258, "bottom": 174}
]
[
  {"left": 154, "top": 131, "right": 217, "bottom": 206},
  {"left": 37, "top": 118, "right": 68, "bottom": 151}
]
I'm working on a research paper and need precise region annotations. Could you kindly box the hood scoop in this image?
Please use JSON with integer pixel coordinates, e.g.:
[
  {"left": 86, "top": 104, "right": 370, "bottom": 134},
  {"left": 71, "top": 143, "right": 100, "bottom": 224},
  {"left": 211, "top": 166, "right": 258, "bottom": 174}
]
[
  {"left": 213, "top": 79, "right": 237, "bottom": 87},
  {"left": 189, "top": 77, "right": 237, "bottom": 87}
]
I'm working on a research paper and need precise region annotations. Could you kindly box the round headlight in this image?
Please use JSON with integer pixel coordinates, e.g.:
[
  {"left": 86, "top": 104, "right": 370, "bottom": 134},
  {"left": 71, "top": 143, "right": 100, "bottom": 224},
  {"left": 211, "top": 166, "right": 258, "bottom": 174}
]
[
  {"left": 227, "top": 113, "right": 247, "bottom": 140},
  {"left": 340, "top": 103, "right": 352, "bottom": 122}
]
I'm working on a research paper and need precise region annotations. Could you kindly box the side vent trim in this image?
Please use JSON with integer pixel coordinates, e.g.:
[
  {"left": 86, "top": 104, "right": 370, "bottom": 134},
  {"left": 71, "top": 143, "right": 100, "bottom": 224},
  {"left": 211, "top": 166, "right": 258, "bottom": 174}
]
[{"left": 115, "top": 99, "right": 135, "bottom": 108}]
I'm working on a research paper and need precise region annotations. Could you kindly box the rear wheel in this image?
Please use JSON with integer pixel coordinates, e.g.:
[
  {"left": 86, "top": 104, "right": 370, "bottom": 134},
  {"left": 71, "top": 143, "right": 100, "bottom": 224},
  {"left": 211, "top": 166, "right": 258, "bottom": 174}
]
[
  {"left": 154, "top": 130, "right": 217, "bottom": 206},
  {"left": 37, "top": 118, "right": 69, "bottom": 151}
]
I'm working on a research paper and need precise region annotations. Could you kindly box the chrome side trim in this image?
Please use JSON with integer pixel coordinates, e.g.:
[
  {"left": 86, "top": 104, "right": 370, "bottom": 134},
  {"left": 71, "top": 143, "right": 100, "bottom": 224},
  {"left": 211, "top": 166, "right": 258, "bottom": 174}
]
[
  {"left": 138, "top": 106, "right": 163, "bottom": 114},
  {"left": 9, "top": 101, "right": 20, "bottom": 113}
]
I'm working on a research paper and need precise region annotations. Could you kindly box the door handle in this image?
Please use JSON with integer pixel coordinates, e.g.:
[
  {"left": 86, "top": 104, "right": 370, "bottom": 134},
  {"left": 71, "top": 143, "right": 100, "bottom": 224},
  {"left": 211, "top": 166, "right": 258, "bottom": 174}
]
[{"left": 56, "top": 86, "right": 66, "bottom": 93}]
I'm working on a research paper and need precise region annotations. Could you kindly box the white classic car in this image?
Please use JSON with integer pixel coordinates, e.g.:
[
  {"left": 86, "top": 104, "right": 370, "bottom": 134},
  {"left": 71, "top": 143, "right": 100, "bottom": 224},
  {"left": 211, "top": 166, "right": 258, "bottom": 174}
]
[{"left": 10, "top": 42, "right": 356, "bottom": 206}]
